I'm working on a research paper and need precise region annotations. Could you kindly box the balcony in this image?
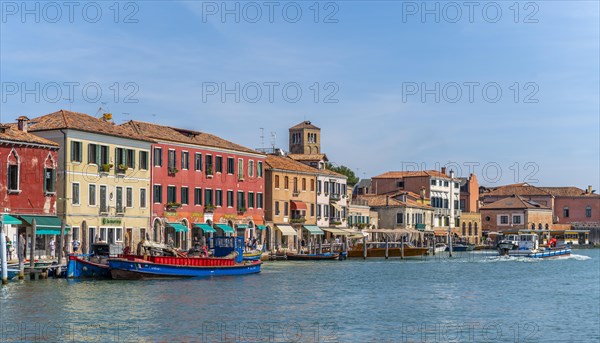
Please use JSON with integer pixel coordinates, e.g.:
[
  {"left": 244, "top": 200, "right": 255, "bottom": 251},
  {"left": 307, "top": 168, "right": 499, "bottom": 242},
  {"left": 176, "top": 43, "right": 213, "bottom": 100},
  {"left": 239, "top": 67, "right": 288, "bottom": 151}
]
[
  {"left": 292, "top": 190, "right": 300, "bottom": 197},
  {"left": 165, "top": 202, "right": 181, "bottom": 212},
  {"left": 290, "top": 216, "right": 306, "bottom": 224},
  {"left": 329, "top": 193, "right": 341, "bottom": 202},
  {"left": 434, "top": 208, "right": 451, "bottom": 216}
]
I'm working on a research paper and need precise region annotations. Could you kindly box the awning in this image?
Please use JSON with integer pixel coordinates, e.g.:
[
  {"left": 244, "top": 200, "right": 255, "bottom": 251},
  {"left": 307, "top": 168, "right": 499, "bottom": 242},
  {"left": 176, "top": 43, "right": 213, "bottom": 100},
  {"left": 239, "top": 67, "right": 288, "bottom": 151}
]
[
  {"left": 236, "top": 224, "right": 249, "bottom": 229},
  {"left": 193, "top": 223, "right": 216, "bottom": 233},
  {"left": 290, "top": 201, "right": 306, "bottom": 210},
  {"left": 2, "top": 214, "right": 22, "bottom": 225},
  {"left": 303, "top": 225, "right": 324, "bottom": 235},
  {"left": 215, "top": 224, "right": 235, "bottom": 234},
  {"left": 257, "top": 225, "right": 267, "bottom": 230},
  {"left": 322, "top": 228, "right": 350, "bottom": 235},
  {"left": 19, "top": 215, "right": 70, "bottom": 235},
  {"left": 331, "top": 203, "right": 343, "bottom": 212},
  {"left": 167, "top": 222, "right": 189, "bottom": 233},
  {"left": 276, "top": 225, "right": 297, "bottom": 236}
]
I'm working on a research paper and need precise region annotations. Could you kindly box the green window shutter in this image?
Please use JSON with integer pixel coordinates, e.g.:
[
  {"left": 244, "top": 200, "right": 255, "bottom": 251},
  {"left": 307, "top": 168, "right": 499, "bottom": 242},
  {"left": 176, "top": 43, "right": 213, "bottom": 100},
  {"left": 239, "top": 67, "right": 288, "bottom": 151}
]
[
  {"left": 70, "top": 141, "right": 75, "bottom": 161},
  {"left": 96, "top": 145, "right": 101, "bottom": 165},
  {"left": 131, "top": 150, "right": 136, "bottom": 168}
]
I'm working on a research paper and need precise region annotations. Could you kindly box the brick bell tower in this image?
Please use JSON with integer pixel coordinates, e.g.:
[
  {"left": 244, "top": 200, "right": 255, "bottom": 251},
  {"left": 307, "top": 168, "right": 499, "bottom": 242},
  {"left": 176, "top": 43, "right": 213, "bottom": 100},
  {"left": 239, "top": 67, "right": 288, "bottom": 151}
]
[{"left": 288, "top": 120, "right": 321, "bottom": 154}]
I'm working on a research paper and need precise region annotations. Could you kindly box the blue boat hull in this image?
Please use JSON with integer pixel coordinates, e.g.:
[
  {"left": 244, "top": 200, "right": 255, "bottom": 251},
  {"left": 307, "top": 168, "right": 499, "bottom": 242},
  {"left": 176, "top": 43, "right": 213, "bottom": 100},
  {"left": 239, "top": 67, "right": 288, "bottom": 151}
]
[
  {"left": 67, "top": 256, "right": 111, "bottom": 279},
  {"left": 108, "top": 259, "right": 261, "bottom": 280},
  {"left": 500, "top": 247, "right": 571, "bottom": 258}
]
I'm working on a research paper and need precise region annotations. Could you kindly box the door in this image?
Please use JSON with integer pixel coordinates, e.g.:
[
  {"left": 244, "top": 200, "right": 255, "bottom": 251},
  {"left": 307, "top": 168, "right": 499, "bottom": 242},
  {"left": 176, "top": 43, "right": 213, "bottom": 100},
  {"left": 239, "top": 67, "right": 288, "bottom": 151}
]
[{"left": 88, "top": 227, "right": 96, "bottom": 248}]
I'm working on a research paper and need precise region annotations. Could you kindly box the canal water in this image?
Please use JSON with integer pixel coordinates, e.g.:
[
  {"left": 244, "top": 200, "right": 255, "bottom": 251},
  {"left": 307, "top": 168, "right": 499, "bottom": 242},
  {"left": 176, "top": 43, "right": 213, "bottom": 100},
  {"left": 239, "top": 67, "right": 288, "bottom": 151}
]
[{"left": 1, "top": 250, "right": 598, "bottom": 343}]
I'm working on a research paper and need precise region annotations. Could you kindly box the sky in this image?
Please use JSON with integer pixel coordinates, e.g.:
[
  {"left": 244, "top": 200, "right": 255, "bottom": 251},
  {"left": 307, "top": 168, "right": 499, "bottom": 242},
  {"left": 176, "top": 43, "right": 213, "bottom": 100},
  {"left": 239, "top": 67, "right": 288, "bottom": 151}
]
[{"left": 1, "top": 0, "right": 598, "bottom": 188}]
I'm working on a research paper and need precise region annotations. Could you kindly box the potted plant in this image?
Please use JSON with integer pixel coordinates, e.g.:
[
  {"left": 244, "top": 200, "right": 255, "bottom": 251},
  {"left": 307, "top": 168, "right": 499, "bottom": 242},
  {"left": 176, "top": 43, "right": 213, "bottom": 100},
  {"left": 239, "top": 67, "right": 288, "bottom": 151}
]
[
  {"left": 168, "top": 167, "right": 179, "bottom": 175},
  {"left": 101, "top": 163, "right": 113, "bottom": 172},
  {"left": 204, "top": 204, "right": 215, "bottom": 213},
  {"left": 117, "top": 164, "right": 128, "bottom": 173},
  {"left": 237, "top": 207, "right": 246, "bottom": 214},
  {"left": 166, "top": 202, "right": 181, "bottom": 211}
]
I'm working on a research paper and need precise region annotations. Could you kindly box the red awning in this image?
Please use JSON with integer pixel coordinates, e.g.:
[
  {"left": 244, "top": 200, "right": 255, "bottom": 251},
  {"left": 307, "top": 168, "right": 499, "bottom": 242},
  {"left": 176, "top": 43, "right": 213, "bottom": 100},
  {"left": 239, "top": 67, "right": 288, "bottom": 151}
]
[{"left": 290, "top": 201, "right": 307, "bottom": 210}]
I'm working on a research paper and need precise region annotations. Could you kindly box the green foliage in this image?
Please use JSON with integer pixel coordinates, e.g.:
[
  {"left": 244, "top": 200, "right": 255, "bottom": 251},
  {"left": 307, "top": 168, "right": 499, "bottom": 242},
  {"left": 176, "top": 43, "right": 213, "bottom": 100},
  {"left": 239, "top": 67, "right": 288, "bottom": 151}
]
[{"left": 326, "top": 163, "right": 359, "bottom": 186}]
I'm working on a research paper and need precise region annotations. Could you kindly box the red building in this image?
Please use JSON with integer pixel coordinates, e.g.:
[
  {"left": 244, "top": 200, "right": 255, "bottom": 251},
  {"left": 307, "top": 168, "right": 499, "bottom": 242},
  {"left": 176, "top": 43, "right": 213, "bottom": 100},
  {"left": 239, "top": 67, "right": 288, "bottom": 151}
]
[
  {"left": 121, "top": 121, "right": 266, "bottom": 249},
  {"left": 1, "top": 117, "right": 60, "bottom": 255}
]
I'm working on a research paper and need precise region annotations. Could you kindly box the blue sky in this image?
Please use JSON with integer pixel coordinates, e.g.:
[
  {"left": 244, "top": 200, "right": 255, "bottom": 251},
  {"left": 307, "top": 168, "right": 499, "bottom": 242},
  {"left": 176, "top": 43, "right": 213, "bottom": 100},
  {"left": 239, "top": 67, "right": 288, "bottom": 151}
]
[{"left": 1, "top": 1, "right": 598, "bottom": 188}]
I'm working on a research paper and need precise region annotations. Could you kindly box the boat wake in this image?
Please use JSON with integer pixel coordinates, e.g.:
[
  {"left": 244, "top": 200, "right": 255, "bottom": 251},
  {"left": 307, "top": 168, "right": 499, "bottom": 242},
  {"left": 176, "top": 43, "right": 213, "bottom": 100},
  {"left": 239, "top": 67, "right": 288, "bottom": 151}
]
[
  {"left": 479, "top": 253, "right": 591, "bottom": 263},
  {"left": 556, "top": 254, "right": 591, "bottom": 261}
]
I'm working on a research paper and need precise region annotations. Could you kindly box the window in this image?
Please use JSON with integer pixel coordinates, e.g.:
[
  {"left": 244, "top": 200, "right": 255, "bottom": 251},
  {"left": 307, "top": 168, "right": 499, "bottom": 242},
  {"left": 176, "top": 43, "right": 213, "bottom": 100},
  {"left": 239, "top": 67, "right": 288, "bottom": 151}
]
[
  {"left": 500, "top": 215, "right": 509, "bottom": 225},
  {"left": 215, "top": 190, "right": 223, "bottom": 207},
  {"left": 444, "top": 181, "right": 449, "bottom": 187},
  {"left": 454, "top": 182, "right": 459, "bottom": 188},
  {"left": 44, "top": 168, "right": 56, "bottom": 193},
  {"left": 474, "top": 223, "right": 478, "bottom": 235},
  {"left": 311, "top": 179, "right": 315, "bottom": 191},
  {"left": 563, "top": 207, "right": 570, "bottom": 218},
  {"left": 317, "top": 181, "right": 322, "bottom": 193},
  {"left": 100, "top": 145, "right": 109, "bottom": 165},
  {"left": 153, "top": 185, "right": 162, "bottom": 203},
  {"left": 431, "top": 179, "right": 436, "bottom": 186},
  {"left": 454, "top": 200, "right": 459, "bottom": 210},
  {"left": 462, "top": 223, "right": 466, "bottom": 236},
  {"left": 194, "top": 188, "right": 202, "bottom": 205},
  {"left": 154, "top": 148, "right": 163, "bottom": 167},
  {"left": 238, "top": 159, "right": 244, "bottom": 179},
  {"left": 237, "top": 191, "right": 245, "bottom": 209},
  {"left": 275, "top": 201, "right": 280, "bottom": 215},
  {"left": 216, "top": 156, "right": 223, "bottom": 173},
  {"left": 126, "top": 187, "right": 133, "bottom": 207},
  {"left": 100, "top": 186, "right": 107, "bottom": 212},
  {"left": 126, "top": 149, "right": 135, "bottom": 168},
  {"left": 248, "top": 160, "right": 254, "bottom": 177},
  {"left": 257, "top": 161, "right": 263, "bottom": 177},
  {"left": 513, "top": 215, "right": 521, "bottom": 224},
  {"left": 227, "top": 157, "right": 234, "bottom": 174},
  {"left": 205, "top": 155, "right": 213, "bottom": 175},
  {"left": 140, "top": 188, "right": 147, "bottom": 208},
  {"left": 181, "top": 187, "right": 189, "bottom": 205},
  {"left": 115, "top": 148, "right": 125, "bottom": 167},
  {"left": 284, "top": 202, "right": 289, "bottom": 216},
  {"left": 205, "top": 189, "right": 213, "bottom": 206},
  {"left": 116, "top": 187, "right": 123, "bottom": 213},
  {"left": 139, "top": 151, "right": 149, "bottom": 170},
  {"left": 324, "top": 205, "right": 329, "bottom": 217},
  {"left": 468, "top": 223, "right": 472, "bottom": 236},
  {"left": 181, "top": 151, "right": 189, "bottom": 170},
  {"left": 586, "top": 206, "right": 592, "bottom": 218},
  {"left": 88, "top": 185, "right": 96, "bottom": 206},
  {"left": 460, "top": 199, "right": 465, "bottom": 211},
  {"left": 257, "top": 193, "right": 263, "bottom": 209},
  {"left": 70, "top": 141, "right": 82, "bottom": 162},
  {"left": 167, "top": 186, "right": 177, "bottom": 203},
  {"left": 396, "top": 181, "right": 404, "bottom": 188},
  {"left": 310, "top": 204, "right": 314, "bottom": 216},
  {"left": 227, "top": 191, "right": 234, "bottom": 207},
  {"left": 116, "top": 228, "right": 123, "bottom": 242},
  {"left": 284, "top": 176, "right": 289, "bottom": 189},
  {"left": 88, "top": 143, "right": 98, "bottom": 164},
  {"left": 72, "top": 183, "right": 80, "bottom": 205},
  {"left": 275, "top": 175, "right": 280, "bottom": 188},
  {"left": 167, "top": 150, "right": 176, "bottom": 169},
  {"left": 248, "top": 192, "right": 254, "bottom": 208},
  {"left": 195, "top": 153, "right": 202, "bottom": 171},
  {"left": 293, "top": 178, "right": 298, "bottom": 193},
  {"left": 324, "top": 181, "right": 329, "bottom": 194},
  {"left": 317, "top": 205, "right": 321, "bottom": 217},
  {"left": 397, "top": 213, "right": 404, "bottom": 224},
  {"left": 302, "top": 178, "right": 306, "bottom": 191}
]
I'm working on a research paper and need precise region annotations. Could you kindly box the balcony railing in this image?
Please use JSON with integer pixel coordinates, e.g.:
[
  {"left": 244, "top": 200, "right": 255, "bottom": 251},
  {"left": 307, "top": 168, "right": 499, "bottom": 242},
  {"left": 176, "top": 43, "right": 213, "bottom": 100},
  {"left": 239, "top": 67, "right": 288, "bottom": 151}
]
[
  {"left": 434, "top": 208, "right": 451, "bottom": 216},
  {"left": 329, "top": 193, "right": 341, "bottom": 202}
]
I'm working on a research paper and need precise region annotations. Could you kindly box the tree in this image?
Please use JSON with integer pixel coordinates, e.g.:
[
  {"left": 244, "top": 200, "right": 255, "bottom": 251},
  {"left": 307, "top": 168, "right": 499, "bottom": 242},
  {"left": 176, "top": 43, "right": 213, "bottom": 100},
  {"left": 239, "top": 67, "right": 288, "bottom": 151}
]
[{"left": 326, "top": 163, "right": 359, "bottom": 186}]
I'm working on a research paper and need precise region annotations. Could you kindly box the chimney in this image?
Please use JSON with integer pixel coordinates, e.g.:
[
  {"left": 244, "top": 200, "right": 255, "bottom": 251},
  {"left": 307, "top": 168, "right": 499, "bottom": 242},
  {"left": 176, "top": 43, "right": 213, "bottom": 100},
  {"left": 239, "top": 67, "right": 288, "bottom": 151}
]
[
  {"left": 386, "top": 195, "right": 389, "bottom": 206},
  {"left": 587, "top": 185, "right": 593, "bottom": 194},
  {"left": 450, "top": 169, "right": 455, "bottom": 179},
  {"left": 441, "top": 167, "right": 446, "bottom": 175},
  {"left": 420, "top": 187, "right": 426, "bottom": 199},
  {"left": 17, "top": 116, "right": 29, "bottom": 132}
]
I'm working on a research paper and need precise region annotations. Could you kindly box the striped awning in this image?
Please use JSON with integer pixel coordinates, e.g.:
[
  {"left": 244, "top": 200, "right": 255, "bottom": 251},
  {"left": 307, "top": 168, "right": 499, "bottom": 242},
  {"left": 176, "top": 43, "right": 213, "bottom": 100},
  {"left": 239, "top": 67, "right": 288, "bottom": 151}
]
[
  {"left": 215, "top": 224, "right": 235, "bottom": 234},
  {"left": 276, "top": 225, "right": 297, "bottom": 236},
  {"left": 193, "top": 223, "right": 216, "bottom": 233},
  {"left": 303, "top": 225, "right": 324, "bottom": 235}
]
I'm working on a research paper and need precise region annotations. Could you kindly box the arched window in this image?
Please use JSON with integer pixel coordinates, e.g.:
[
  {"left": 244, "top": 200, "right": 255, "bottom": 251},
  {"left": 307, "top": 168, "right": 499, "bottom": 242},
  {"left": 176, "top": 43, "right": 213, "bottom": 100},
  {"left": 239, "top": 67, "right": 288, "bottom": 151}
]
[
  {"left": 7, "top": 148, "right": 20, "bottom": 192},
  {"left": 531, "top": 223, "right": 535, "bottom": 230},
  {"left": 293, "top": 177, "right": 298, "bottom": 192},
  {"left": 462, "top": 222, "right": 466, "bottom": 236},
  {"left": 538, "top": 223, "right": 543, "bottom": 230},
  {"left": 545, "top": 224, "right": 549, "bottom": 230},
  {"left": 474, "top": 222, "right": 478, "bottom": 236},
  {"left": 468, "top": 222, "right": 472, "bottom": 236}
]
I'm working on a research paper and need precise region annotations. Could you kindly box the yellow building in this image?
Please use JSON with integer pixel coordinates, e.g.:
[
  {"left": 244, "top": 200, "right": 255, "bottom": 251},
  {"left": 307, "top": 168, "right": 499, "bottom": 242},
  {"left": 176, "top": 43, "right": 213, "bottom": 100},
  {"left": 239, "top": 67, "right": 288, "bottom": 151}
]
[
  {"left": 264, "top": 155, "right": 318, "bottom": 251},
  {"left": 28, "top": 110, "right": 154, "bottom": 252}
]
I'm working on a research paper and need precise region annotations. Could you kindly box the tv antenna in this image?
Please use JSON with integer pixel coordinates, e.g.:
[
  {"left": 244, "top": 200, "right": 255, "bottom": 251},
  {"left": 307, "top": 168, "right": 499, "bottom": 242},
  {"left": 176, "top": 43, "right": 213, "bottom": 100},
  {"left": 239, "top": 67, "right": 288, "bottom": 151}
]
[{"left": 260, "top": 128, "right": 265, "bottom": 150}]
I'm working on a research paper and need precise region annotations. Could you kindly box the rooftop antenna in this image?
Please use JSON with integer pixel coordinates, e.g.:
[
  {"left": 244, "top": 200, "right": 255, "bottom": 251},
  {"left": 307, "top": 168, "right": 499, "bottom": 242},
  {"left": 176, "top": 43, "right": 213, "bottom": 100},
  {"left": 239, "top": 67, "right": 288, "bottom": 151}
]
[
  {"left": 270, "top": 131, "right": 277, "bottom": 149},
  {"left": 260, "top": 127, "right": 265, "bottom": 150},
  {"left": 122, "top": 112, "right": 130, "bottom": 123}
]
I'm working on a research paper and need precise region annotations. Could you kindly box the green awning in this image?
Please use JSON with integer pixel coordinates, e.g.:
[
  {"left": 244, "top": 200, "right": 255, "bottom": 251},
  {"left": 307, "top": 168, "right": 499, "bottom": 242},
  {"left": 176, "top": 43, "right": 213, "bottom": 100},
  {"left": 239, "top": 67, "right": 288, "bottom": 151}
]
[
  {"left": 167, "top": 222, "right": 189, "bottom": 233},
  {"left": 2, "top": 214, "right": 22, "bottom": 225},
  {"left": 303, "top": 225, "right": 324, "bottom": 235},
  {"left": 19, "top": 215, "right": 70, "bottom": 235},
  {"left": 257, "top": 225, "right": 267, "bottom": 230},
  {"left": 416, "top": 223, "right": 426, "bottom": 231},
  {"left": 193, "top": 223, "right": 216, "bottom": 233},
  {"left": 215, "top": 224, "right": 235, "bottom": 234},
  {"left": 236, "top": 224, "right": 249, "bottom": 229}
]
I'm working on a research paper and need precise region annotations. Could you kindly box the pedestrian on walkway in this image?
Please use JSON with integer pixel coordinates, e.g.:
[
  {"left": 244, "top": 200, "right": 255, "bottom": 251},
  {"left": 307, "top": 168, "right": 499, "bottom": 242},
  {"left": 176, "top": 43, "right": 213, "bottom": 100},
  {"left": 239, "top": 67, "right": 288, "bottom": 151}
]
[{"left": 49, "top": 237, "right": 56, "bottom": 259}]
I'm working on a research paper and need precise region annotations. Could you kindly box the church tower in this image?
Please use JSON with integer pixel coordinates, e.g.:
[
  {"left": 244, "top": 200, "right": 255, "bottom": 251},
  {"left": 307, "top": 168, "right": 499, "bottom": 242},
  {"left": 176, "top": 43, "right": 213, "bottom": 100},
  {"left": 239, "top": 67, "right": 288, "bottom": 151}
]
[{"left": 289, "top": 120, "right": 321, "bottom": 154}]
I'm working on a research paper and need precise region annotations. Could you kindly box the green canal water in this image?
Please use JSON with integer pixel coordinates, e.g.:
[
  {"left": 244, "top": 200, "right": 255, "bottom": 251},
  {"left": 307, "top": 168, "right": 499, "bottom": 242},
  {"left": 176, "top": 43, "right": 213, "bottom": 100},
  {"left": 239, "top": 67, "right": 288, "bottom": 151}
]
[{"left": 1, "top": 250, "right": 599, "bottom": 343}]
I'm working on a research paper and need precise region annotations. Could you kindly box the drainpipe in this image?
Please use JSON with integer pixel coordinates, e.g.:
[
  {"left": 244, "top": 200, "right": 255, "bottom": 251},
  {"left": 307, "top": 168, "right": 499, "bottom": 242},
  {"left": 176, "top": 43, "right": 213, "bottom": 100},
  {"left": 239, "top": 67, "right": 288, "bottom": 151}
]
[{"left": 60, "top": 130, "right": 68, "bottom": 222}]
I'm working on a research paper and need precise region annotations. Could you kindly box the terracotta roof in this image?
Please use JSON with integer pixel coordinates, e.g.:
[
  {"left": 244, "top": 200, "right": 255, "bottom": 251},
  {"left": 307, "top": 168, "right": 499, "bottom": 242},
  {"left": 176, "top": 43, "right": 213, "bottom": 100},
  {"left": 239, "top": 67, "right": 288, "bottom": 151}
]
[
  {"left": 372, "top": 170, "right": 450, "bottom": 179},
  {"left": 288, "top": 153, "right": 328, "bottom": 161},
  {"left": 317, "top": 168, "right": 347, "bottom": 179},
  {"left": 0, "top": 125, "right": 58, "bottom": 147},
  {"left": 538, "top": 187, "right": 598, "bottom": 197},
  {"left": 26, "top": 110, "right": 154, "bottom": 142},
  {"left": 357, "top": 195, "right": 432, "bottom": 209},
  {"left": 484, "top": 185, "right": 552, "bottom": 197},
  {"left": 265, "top": 155, "right": 318, "bottom": 174},
  {"left": 480, "top": 195, "right": 551, "bottom": 210},
  {"left": 121, "top": 120, "right": 260, "bottom": 155},
  {"left": 290, "top": 120, "right": 320, "bottom": 130}
]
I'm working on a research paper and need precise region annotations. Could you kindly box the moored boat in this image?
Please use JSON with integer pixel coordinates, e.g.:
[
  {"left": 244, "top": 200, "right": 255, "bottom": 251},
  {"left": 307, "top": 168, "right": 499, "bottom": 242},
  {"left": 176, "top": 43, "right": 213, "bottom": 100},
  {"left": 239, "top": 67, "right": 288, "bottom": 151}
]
[
  {"left": 433, "top": 243, "right": 447, "bottom": 253},
  {"left": 108, "top": 237, "right": 261, "bottom": 279},
  {"left": 67, "top": 243, "right": 123, "bottom": 278},
  {"left": 285, "top": 252, "right": 339, "bottom": 260},
  {"left": 243, "top": 250, "right": 263, "bottom": 261},
  {"left": 496, "top": 234, "right": 519, "bottom": 251},
  {"left": 498, "top": 233, "right": 571, "bottom": 258},
  {"left": 446, "top": 244, "right": 475, "bottom": 252},
  {"left": 347, "top": 242, "right": 429, "bottom": 258}
]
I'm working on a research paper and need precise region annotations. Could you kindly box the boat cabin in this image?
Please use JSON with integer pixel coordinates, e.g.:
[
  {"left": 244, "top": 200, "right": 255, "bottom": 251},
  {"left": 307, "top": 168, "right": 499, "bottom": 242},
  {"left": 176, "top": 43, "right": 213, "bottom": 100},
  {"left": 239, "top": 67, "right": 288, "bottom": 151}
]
[{"left": 518, "top": 234, "right": 539, "bottom": 251}]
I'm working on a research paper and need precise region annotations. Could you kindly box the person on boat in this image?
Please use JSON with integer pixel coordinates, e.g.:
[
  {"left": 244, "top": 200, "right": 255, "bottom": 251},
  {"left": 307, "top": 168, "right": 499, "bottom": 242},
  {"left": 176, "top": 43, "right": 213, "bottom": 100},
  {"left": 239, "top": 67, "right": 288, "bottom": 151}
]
[{"left": 72, "top": 239, "right": 80, "bottom": 253}]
